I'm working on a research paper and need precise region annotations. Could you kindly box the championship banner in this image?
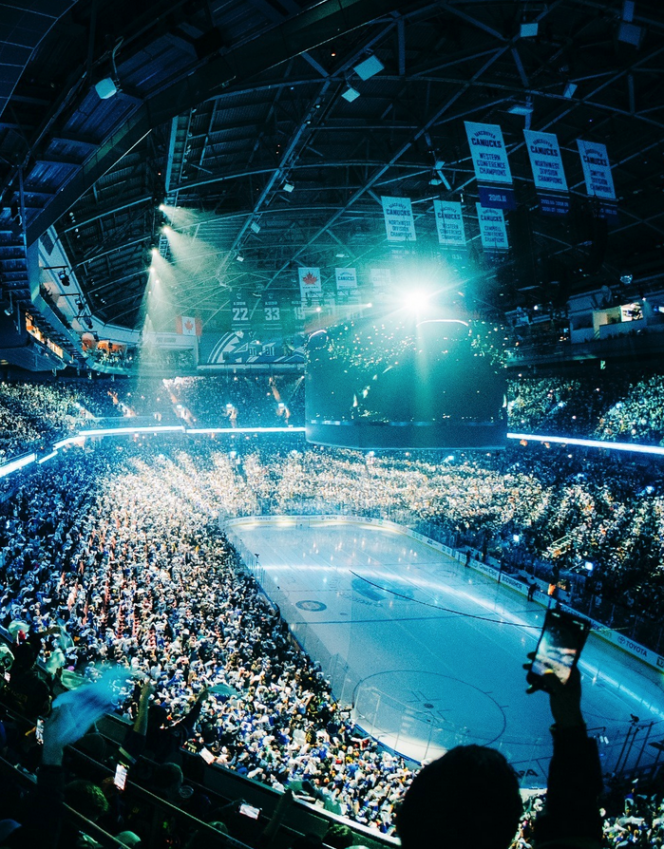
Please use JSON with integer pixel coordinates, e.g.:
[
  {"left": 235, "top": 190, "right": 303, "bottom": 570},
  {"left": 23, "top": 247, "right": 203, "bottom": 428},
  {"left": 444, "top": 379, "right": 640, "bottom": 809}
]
[
  {"left": 298, "top": 266, "right": 322, "bottom": 298},
  {"left": 476, "top": 204, "right": 509, "bottom": 250},
  {"left": 577, "top": 139, "right": 616, "bottom": 200},
  {"left": 524, "top": 129, "right": 568, "bottom": 193},
  {"left": 370, "top": 267, "right": 392, "bottom": 290},
  {"left": 433, "top": 200, "right": 466, "bottom": 246},
  {"left": 464, "top": 121, "right": 513, "bottom": 185},
  {"left": 381, "top": 196, "right": 416, "bottom": 242},
  {"left": 335, "top": 267, "right": 358, "bottom": 291}
]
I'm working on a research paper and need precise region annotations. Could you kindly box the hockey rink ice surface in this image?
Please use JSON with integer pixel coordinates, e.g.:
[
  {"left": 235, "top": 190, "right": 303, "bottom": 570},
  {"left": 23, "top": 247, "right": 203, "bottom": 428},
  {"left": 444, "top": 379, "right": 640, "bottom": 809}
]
[{"left": 232, "top": 517, "right": 664, "bottom": 786}]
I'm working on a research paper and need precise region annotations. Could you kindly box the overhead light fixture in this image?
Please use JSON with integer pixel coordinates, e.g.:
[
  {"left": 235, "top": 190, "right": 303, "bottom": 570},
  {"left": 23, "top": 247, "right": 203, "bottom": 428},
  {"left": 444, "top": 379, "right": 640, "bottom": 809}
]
[
  {"left": 353, "top": 54, "right": 384, "bottom": 80},
  {"left": 282, "top": 182, "right": 294, "bottom": 193},
  {"left": 236, "top": 254, "right": 244, "bottom": 262},
  {"left": 59, "top": 271, "right": 71, "bottom": 287},
  {"left": 341, "top": 86, "right": 360, "bottom": 103},
  {"left": 95, "top": 77, "right": 118, "bottom": 100},
  {"left": 429, "top": 177, "right": 443, "bottom": 186},
  {"left": 508, "top": 101, "right": 534, "bottom": 116},
  {"left": 623, "top": 0, "right": 635, "bottom": 20},
  {"left": 519, "top": 21, "right": 539, "bottom": 37},
  {"left": 84, "top": 316, "right": 94, "bottom": 330},
  {"left": 250, "top": 221, "right": 261, "bottom": 234},
  {"left": 563, "top": 81, "right": 577, "bottom": 98},
  {"left": 618, "top": 20, "right": 644, "bottom": 47}
]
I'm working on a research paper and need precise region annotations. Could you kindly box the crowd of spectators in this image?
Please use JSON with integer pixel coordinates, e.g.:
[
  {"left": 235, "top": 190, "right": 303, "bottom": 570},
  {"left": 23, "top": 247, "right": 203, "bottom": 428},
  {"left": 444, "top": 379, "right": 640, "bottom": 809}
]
[
  {"left": 507, "top": 370, "right": 664, "bottom": 446},
  {"left": 0, "top": 375, "right": 660, "bottom": 843}
]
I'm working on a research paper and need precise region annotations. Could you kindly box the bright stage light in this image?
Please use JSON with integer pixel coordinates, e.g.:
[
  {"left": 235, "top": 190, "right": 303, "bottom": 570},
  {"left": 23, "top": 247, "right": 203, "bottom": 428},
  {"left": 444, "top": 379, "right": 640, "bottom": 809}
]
[{"left": 404, "top": 290, "right": 430, "bottom": 311}]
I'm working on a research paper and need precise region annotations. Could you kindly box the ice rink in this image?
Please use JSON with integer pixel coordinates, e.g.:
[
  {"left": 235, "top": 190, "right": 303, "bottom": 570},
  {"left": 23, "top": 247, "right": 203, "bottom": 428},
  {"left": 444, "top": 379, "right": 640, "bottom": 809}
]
[{"left": 229, "top": 516, "right": 664, "bottom": 786}]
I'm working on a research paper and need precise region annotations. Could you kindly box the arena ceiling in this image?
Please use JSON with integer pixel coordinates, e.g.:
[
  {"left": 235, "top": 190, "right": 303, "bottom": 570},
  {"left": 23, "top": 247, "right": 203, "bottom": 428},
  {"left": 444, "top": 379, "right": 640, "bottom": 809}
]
[{"left": 2, "top": 0, "right": 664, "bottom": 335}]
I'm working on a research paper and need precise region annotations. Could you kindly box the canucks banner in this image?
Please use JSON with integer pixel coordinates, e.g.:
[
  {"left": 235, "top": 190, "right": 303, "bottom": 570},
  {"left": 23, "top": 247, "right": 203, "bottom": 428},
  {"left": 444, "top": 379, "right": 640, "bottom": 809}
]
[
  {"left": 298, "top": 266, "right": 322, "bottom": 299},
  {"left": 381, "top": 196, "right": 416, "bottom": 242},
  {"left": 370, "top": 267, "right": 392, "bottom": 290},
  {"left": 524, "top": 130, "right": 568, "bottom": 193},
  {"left": 262, "top": 298, "right": 281, "bottom": 329},
  {"left": 464, "top": 121, "right": 513, "bottom": 185},
  {"left": 476, "top": 204, "right": 509, "bottom": 250},
  {"left": 335, "top": 267, "right": 358, "bottom": 291},
  {"left": 433, "top": 200, "right": 466, "bottom": 246},
  {"left": 230, "top": 294, "right": 250, "bottom": 330},
  {"left": 577, "top": 139, "right": 616, "bottom": 200}
]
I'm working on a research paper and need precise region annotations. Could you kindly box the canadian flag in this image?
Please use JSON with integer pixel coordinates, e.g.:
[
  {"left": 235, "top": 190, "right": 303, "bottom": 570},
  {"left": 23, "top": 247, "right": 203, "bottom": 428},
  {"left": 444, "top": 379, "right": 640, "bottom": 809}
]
[{"left": 175, "top": 316, "right": 202, "bottom": 336}]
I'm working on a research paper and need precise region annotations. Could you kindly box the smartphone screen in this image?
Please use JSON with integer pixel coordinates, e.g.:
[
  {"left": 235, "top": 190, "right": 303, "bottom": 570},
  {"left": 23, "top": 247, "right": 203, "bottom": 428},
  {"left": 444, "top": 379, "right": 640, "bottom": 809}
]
[
  {"left": 200, "top": 747, "right": 215, "bottom": 764},
  {"left": 239, "top": 803, "right": 261, "bottom": 820},
  {"left": 114, "top": 763, "right": 128, "bottom": 791},
  {"left": 35, "top": 719, "right": 44, "bottom": 744},
  {"left": 528, "top": 609, "right": 590, "bottom": 685}
]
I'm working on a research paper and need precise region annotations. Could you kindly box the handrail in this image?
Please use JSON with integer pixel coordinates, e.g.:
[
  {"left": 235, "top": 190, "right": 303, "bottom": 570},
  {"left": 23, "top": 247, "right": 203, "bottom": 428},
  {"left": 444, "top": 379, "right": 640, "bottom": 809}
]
[{"left": 0, "top": 755, "right": 127, "bottom": 849}]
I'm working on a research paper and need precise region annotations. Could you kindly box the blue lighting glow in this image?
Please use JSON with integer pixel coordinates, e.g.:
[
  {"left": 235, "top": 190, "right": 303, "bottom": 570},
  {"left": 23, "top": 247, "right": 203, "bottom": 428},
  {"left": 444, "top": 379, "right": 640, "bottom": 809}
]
[
  {"left": 507, "top": 432, "right": 664, "bottom": 457},
  {"left": 0, "top": 453, "right": 36, "bottom": 479}
]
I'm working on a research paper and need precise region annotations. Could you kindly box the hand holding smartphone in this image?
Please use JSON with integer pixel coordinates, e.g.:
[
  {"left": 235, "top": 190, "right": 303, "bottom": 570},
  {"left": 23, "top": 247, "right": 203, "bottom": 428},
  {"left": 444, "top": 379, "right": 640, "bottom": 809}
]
[
  {"left": 526, "top": 608, "right": 590, "bottom": 690},
  {"left": 239, "top": 803, "right": 261, "bottom": 820},
  {"left": 114, "top": 763, "right": 128, "bottom": 791}
]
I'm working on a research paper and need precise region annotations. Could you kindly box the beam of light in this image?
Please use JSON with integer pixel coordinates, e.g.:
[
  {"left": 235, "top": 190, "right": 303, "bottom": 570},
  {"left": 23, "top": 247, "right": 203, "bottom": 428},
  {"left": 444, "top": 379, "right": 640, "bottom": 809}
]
[
  {"left": 158, "top": 204, "right": 200, "bottom": 230},
  {"left": 0, "top": 453, "right": 36, "bottom": 478},
  {"left": 185, "top": 426, "right": 306, "bottom": 434},
  {"left": 162, "top": 226, "right": 223, "bottom": 281},
  {"left": 508, "top": 432, "right": 664, "bottom": 456},
  {"left": 78, "top": 426, "right": 187, "bottom": 437}
]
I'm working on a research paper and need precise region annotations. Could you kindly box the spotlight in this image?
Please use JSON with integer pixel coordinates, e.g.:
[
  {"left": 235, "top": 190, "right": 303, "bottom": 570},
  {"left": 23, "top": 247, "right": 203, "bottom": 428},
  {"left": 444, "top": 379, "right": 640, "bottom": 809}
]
[
  {"left": 236, "top": 254, "right": 244, "bottom": 262},
  {"left": 158, "top": 203, "right": 167, "bottom": 211},
  {"left": 341, "top": 86, "right": 360, "bottom": 102},
  {"left": 282, "top": 182, "right": 295, "bottom": 193},
  {"left": 508, "top": 101, "right": 533, "bottom": 116},
  {"left": 563, "top": 81, "right": 577, "bottom": 98},
  {"left": 620, "top": 273, "right": 633, "bottom": 285},
  {"left": 404, "top": 290, "right": 430, "bottom": 311},
  {"left": 353, "top": 54, "right": 384, "bottom": 80},
  {"left": 95, "top": 77, "right": 118, "bottom": 99},
  {"left": 618, "top": 21, "right": 644, "bottom": 47},
  {"left": 519, "top": 21, "right": 538, "bottom": 37},
  {"left": 250, "top": 221, "right": 261, "bottom": 234},
  {"left": 84, "top": 316, "right": 94, "bottom": 330},
  {"left": 59, "top": 271, "right": 71, "bottom": 287}
]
